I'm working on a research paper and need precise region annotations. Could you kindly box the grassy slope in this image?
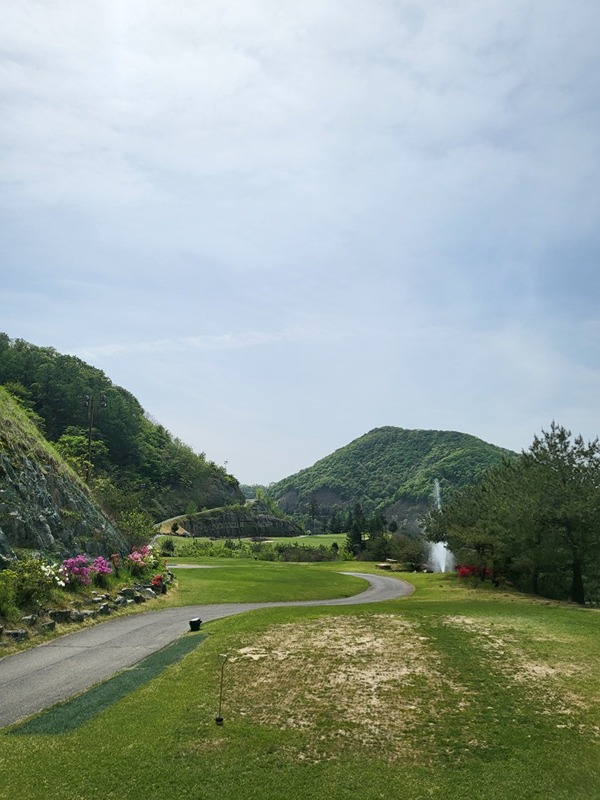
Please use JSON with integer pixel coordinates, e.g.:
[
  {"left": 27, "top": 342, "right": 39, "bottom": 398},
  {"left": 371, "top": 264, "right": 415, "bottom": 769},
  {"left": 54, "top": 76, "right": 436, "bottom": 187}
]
[
  {"left": 0, "top": 386, "right": 79, "bottom": 482},
  {"left": 0, "top": 566, "right": 598, "bottom": 800}
]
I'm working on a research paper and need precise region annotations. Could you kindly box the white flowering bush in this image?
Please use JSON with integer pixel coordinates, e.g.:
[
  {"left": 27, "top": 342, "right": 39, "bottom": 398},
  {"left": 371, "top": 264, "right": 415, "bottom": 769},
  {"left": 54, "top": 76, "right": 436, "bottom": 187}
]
[
  {"left": 12, "top": 557, "right": 65, "bottom": 608},
  {"left": 41, "top": 562, "right": 66, "bottom": 588}
]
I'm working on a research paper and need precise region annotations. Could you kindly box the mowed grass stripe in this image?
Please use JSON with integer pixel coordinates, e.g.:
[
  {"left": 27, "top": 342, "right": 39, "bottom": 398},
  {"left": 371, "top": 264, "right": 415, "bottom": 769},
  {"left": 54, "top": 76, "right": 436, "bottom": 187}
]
[{"left": 10, "top": 633, "right": 206, "bottom": 735}]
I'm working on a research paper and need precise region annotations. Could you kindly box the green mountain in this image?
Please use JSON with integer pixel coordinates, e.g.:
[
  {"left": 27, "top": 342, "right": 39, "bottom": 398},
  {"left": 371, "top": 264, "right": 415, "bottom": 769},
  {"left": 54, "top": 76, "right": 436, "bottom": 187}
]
[
  {"left": 0, "top": 334, "right": 244, "bottom": 526},
  {"left": 268, "top": 426, "right": 514, "bottom": 531},
  {"left": 0, "top": 386, "right": 128, "bottom": 562}
]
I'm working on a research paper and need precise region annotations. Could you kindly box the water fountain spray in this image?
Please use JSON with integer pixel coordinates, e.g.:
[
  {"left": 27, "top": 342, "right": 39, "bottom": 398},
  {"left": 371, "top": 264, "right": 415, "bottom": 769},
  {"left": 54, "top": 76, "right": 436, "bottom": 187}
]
[{"left": 428, "top": 479, "right": 454, "bottom": 573}]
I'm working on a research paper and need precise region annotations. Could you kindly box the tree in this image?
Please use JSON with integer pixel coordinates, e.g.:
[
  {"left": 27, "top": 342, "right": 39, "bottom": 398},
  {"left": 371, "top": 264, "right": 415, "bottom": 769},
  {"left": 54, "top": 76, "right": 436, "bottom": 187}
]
[
  {"left": 389, "top": 534, "right": 427, "bottom": 571},
  {"left": 118, "top": 510, "right": 155, "bottom": 550},
  {"left": 309, "top": 496, "right": 319, "bottom": 528},
  {"left": 55, "top": 428, "right": 109, "bottom": 480},
  {"left": 328, "top": 510, "right": 344, "bottom": 534},
  {"left": 346, "top": 503, "right": 366, "bottom": 555},
  {"left": 425, "top": 423, "right": 600, "bottom": 604},
  {"left": 367, "top": 510, "right": 387, "bottom": 536},
  {"left": 364, "top": 532, "right": 391, "bottom": 561},
  {"left": 521, "top": 423, "right": 600, "bottom": 604}
]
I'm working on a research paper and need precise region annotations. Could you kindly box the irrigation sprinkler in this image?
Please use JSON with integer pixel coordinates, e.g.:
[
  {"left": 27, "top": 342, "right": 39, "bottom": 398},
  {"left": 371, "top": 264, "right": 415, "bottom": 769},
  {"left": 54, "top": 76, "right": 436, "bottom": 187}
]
[{"left": 215, "top": 653, "right": 229, "bottom": 726}]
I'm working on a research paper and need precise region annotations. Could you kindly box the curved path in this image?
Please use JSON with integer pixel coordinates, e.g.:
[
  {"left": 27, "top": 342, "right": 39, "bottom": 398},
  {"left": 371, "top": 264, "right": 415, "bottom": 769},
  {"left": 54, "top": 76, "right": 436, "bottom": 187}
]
[{"left": 0, "top": 572, "right": 413, "bottom": 729}]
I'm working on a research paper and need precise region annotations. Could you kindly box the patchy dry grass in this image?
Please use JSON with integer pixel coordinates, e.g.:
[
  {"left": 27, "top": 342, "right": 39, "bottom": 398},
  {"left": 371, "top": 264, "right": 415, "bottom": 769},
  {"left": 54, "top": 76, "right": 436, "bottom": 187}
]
[
  {"left": 438, "top": 613, "right": 600, "bottom": 738},
  {"left": 226, "top": 613, "right": 468, "bottom": 763}
]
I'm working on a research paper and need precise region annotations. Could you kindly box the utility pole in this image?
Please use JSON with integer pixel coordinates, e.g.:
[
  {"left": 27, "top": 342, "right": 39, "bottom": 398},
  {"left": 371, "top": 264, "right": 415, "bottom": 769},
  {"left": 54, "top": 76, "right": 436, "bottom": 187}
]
[{"left": 83, "top": 393, "right": 107, "bottom": 483}]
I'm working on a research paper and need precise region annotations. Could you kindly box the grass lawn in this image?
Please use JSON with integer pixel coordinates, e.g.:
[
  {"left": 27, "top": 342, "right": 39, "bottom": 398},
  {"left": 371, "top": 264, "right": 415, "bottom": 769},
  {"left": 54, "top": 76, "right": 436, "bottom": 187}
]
[
  {"left": 166, "top": 561, "right": 368, "bottom": 604},
  {"left": 158, "top": 531, "right": 348, "bottom": 552},
  {"left": 0, "top": 566, "right": 599, "bottom": 800},
  {"left": 269, "top": 533, "right": 348, "bottom": 548}
]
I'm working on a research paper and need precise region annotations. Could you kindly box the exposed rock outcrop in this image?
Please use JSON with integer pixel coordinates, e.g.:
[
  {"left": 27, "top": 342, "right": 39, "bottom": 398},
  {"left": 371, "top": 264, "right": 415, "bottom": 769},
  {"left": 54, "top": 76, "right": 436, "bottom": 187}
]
[
  {"left": 183, "top": 503, "right": 303, "bottom": 539},
  {"left": 0, "top": 389, "right": 128, "bottom": 560}
]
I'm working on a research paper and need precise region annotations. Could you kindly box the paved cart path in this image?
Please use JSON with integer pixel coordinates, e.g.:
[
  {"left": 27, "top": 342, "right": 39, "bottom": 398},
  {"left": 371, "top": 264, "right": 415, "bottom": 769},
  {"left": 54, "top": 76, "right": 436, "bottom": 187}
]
[{"left": 0, "top": 572, "right": 413, "bottom": 729}]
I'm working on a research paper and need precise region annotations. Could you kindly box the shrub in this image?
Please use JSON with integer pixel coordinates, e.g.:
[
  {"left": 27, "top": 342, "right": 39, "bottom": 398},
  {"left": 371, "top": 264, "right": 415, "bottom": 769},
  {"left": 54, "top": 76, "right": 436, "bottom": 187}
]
[
  {"left": 61, "top": 554, "right": 93, "bottom": 587},
  {"left": 160, "top": 538, "right": 176, "bottom": 556},
  {"left": 457, "top": 565, "right": 491, "bottom": 579},
  {"left": 14, "top": 557, "right": 65, "bottom": 606},
  {"left": 61, "top": 554, "right": 114, "bottom": 589},
  {"left": 2, "top": 558, "right": 67, "bottom": 617},
  {"left": 92, "top": 555, "right": 112, "bottom": 588},
  {"left": 126, "top": 545, "right": 164, "bottom": 577},
  {"left": 0, "top": 569, "right": 17, "bottom": 618}
]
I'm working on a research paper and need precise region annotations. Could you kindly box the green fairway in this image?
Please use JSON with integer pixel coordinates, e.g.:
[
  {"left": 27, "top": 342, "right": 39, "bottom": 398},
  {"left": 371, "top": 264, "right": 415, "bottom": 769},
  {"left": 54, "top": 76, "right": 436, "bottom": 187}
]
[
  {"left": 158, "top": 532, "right": 348, "bottom": 556},
  {"left": 166, "top": 561, "right": 368, "bottom": 604},
  {"left": 1, "top": 568, "right": 599, "bottom": 800},
  {"left": 268, "top": 533, "right": 348, "bottom": 548}
]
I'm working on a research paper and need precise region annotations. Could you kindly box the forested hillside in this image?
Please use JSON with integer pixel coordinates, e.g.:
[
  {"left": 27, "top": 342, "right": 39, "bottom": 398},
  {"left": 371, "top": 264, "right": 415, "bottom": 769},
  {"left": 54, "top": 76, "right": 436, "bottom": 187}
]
[
  {"left": 0, "top": 386, "right": 128, "bottom": 561},
  {"left": 0, "top": 334, "right": 244, "bottom": 528},
  {"left": 269, "top": 426, "right": 513, "bottom": 531}
]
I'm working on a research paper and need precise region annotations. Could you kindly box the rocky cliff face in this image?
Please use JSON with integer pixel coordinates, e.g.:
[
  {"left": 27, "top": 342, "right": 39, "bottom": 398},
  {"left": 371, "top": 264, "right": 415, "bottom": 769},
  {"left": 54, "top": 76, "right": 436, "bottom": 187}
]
[
  {"left": 184, "top": 504, "right": 303, "bottom": 539},
  {"left": 0, "top": 389, "right": 127, "bottom": 563}
]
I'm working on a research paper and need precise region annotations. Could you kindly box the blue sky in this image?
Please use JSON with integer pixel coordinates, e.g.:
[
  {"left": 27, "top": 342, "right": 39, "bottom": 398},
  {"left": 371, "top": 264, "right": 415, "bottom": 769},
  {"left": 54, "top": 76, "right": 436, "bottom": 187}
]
[{"left": 2, "top": 1, "right": 599, "bottom": 484}]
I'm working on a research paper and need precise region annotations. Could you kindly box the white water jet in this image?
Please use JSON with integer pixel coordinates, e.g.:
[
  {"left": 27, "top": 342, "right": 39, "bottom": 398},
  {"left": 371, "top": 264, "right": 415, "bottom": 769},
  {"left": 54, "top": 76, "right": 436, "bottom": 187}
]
[{"left": 428, "top": 479, "right": 455, "bottom": 573}]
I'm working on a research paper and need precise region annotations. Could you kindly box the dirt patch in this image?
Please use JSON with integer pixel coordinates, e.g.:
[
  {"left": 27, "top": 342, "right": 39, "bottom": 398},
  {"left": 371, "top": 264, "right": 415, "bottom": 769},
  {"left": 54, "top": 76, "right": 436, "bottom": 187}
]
[{"left": 227, "top": 614, "right": 467, "bottom": 763}]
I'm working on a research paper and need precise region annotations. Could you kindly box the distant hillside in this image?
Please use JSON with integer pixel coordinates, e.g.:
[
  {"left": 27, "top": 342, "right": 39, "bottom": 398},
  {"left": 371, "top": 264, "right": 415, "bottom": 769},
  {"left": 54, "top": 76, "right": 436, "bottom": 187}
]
[
  {"left": 0, "top": 387, "right": 128, "bottom": 562},
  {"left": 268, "top": 426, "right": 514, "bottom": 531},
  {"left": 0, "top": 334, "right": 244, "bottom": 525}
]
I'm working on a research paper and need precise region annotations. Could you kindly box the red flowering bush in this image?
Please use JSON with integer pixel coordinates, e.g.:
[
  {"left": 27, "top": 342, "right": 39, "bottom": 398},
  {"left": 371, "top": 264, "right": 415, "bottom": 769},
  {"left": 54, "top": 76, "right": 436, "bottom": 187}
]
[{"left": 456, "top": 565, "right": 491, "bottom": 579}]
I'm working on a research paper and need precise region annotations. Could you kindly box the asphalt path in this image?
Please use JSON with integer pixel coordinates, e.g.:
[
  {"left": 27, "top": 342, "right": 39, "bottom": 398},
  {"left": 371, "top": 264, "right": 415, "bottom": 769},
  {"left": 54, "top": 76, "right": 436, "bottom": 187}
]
[{"left": 0, "top": 571, "right": 413, "bottom": 729}]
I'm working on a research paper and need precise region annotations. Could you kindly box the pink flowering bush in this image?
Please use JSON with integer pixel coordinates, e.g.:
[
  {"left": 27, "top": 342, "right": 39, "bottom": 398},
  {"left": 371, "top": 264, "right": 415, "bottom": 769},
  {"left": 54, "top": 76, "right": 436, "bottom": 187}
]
[
  {"left": 61, "top": 554, "right": 113, "bottom": 588},
  {"left": 92, "top": 555, "right": 112, "bottom": 588},
  {"left": 61, "top": 554, "right": 93, "bottom": 587},
  {"left": 126, "top": 545, "right": 163, "bottom": 577}
]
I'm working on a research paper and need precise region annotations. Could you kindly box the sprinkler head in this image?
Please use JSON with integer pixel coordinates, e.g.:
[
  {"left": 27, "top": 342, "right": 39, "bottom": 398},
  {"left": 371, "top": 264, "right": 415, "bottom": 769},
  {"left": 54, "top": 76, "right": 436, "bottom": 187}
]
[{"left": 215, "top": 716, "right": 224, "bottom": 726}]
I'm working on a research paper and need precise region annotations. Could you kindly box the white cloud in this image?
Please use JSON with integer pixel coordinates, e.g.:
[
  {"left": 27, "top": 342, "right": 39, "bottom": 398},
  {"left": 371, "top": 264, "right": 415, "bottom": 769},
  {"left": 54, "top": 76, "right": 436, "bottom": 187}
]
[
  {"left": 1, "top": 0, "right": 599, "bottom": 482},
  {"left": 74, "top": 323, "right": 349, "bottom": 360}
]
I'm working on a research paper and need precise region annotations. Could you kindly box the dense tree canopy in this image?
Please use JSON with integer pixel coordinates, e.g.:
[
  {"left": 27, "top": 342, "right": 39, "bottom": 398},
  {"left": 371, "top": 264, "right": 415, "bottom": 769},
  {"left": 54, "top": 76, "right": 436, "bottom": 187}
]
[
  {"left": 269, "top": 426, "right": 513, "bottom": 532},
  {"left": 425, "top": 423, "right": 600, "bottom": 604},
  {"left": 0, "top": 334, "right": 243, "bottom": 523}
]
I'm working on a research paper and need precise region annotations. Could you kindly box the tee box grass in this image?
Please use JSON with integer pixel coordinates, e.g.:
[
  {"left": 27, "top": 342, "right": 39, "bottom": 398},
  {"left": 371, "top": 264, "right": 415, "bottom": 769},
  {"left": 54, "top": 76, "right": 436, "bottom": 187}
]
[{"left": 0, "top": 563, "right": 598, "bottom": 800}]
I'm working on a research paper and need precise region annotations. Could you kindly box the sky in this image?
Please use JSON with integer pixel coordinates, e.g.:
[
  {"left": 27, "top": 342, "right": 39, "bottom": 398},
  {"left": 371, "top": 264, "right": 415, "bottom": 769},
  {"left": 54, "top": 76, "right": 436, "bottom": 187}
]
[{"left": 2, "top": 1, "right": 600, "bottom": 485}]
